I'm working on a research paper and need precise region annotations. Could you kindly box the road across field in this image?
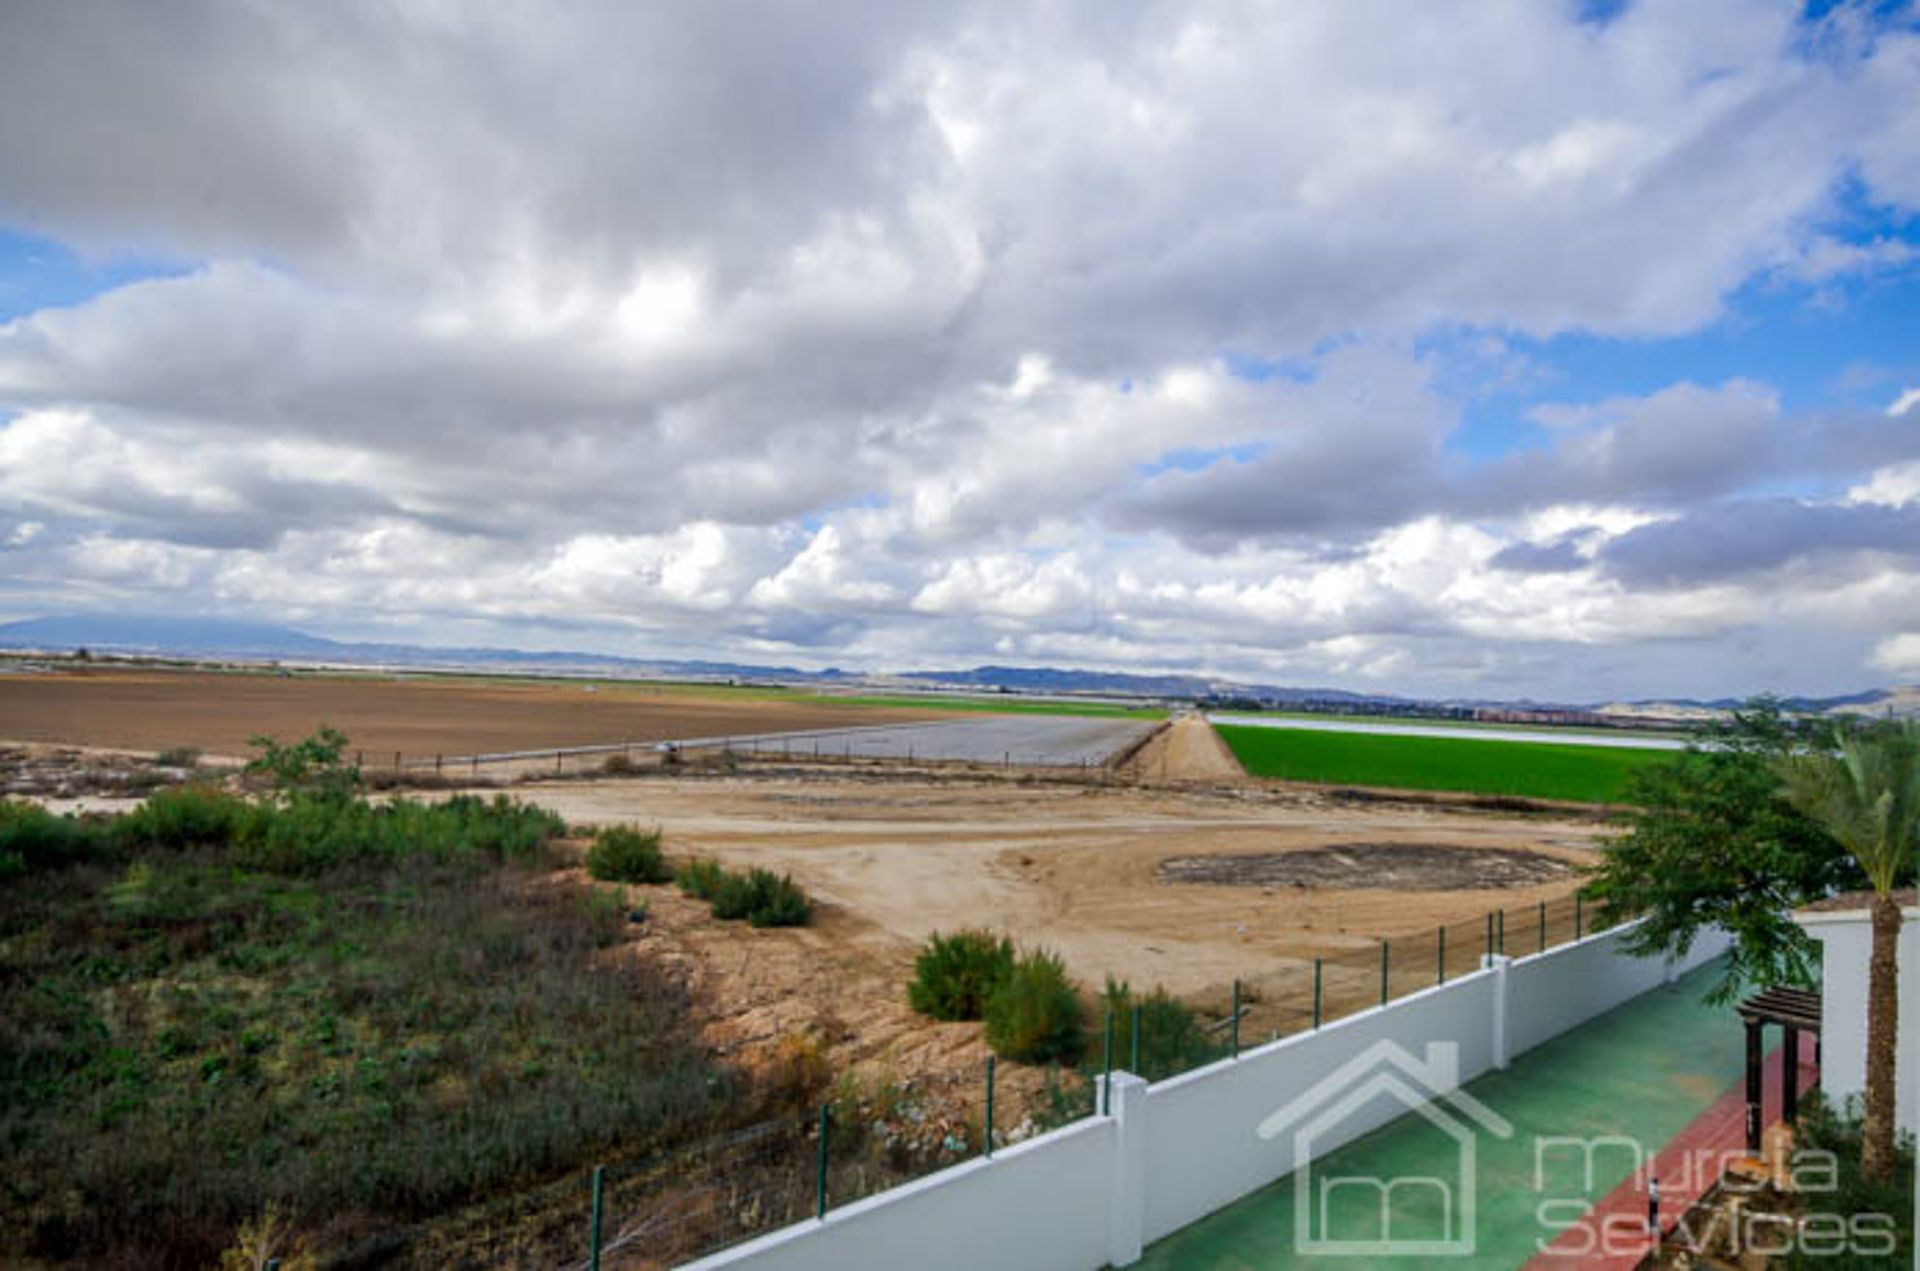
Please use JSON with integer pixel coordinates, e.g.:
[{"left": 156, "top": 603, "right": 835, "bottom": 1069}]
[{"left": 694, "top": 714, "right": 1160, "bottom": 767}]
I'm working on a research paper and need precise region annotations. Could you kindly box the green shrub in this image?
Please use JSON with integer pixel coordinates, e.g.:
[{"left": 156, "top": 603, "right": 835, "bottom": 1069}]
[
  {"left": 244, "top": 727, "right": 361, "bottom": 802},
  {"left": 743, "top": 871, "right": 811, "bottom": 928},
  {"left": 115, "top": 783, "right": 253, "bottom": 851},
  {"left": 228, "top": 792, "right": 565, "bottom": 876},
  {"left": 436, "top": 794, "right": 567, "bottom": 861},
  {"left": 1786, "top": 1094, "right": 1915, "bottom": 1268},
  {"left": 586, "top": 825, "right": 670, "bottom": 884},
  {"left": 1098, "top": 979, "right": 1223, "bottom": 1080},
  {"left": 909, "top": 930, "right": 1015, "bottom": 1020},
  {"left": 676, "top": 857, "right": 726, "bottom": 900},
  {"left": 711, "top": 867, "right": 812, "bottom": 927},
  {"left": 985, "top": 949, "right": 1085, "bottom": 1064},
  {"left": 0, "top": 799, "right": 116, "bottom": 874}
]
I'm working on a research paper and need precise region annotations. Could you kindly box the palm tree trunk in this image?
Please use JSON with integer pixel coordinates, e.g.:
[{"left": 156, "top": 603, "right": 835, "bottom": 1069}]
[{"left": 1861, "top": 892, "right": 1902, "bottom": 1182}]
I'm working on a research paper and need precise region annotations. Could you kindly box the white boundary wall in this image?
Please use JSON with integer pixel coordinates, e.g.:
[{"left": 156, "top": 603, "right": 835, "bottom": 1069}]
[
  {"left": 1137, "top": 969, "right": 1500, "bottom": 1244},
  {"left": 681, "top": 921, "right": 1730, "bottom": 1271}
]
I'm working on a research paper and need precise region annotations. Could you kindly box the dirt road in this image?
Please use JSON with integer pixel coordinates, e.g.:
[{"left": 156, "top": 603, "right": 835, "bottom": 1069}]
[{"left": 1121, "top": 712, "right": 1247, "bottom": 782}]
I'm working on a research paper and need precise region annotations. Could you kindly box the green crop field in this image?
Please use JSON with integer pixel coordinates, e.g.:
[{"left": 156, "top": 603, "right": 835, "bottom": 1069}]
[{"left": 1213, "top": 724, "right": 1673, "bottom": 803}]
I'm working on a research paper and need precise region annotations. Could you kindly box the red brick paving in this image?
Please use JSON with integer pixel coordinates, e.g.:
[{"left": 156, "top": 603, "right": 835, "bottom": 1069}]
[{"left": 1522, "top": 1032, "right": 1819, "bottom": 1269}]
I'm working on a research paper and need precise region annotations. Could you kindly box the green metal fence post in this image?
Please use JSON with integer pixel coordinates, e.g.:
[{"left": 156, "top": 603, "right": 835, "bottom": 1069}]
[
  {"left": 1496, "top": 907, "right": 1506, "bottom": 956},
  {"left": 1231, "top": 980, "right": 1241, "bottom": 1058},
  {"left": 1379, "top": 941, "right": 1390, "bottom": 1006},
  {"left": 1130, "top": 1003, "right": 1142, "bottom": 1075},
  {"left": 1540, "top": 900, "right": 1548, "bottom": 953},
  {"left": 984, "top": 1055, "right": 996, "bottom": 1158},
  {"left": 1437, "top": 925, "right": 1447, "bottom": 985},
  {"left": 1575, "top": 893, "right": 1584, "bottom": 940},
  {"left": 588, "top": 1165, "right": 604, "bottom": 1271},
  {"left": 1312, "top": 957, "right": 1323, "bottom": 1029},
  {"left": 1102, "top": 1009, "right": 1114, "bottom": 1115},
  {"left": 1485, "top": 910, "right": 1494, "bottom": 959},
  {"left": 816, "top": 1105, "right": 830, "bottom": 1219}
]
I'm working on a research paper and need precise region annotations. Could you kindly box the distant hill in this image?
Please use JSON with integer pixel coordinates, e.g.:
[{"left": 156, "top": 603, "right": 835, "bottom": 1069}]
[
  {"left": 1822, "top": 685, "right": 1920, "bottom": 718},
  {"left": 0, "top": 614, "right": 345, "bottom": 658},
  {"left": 0, "top": 614, "right": 814, "bottom": 683},
  {"left": 1595, "top": 686, "right": 1920, "bottom": 722},
  {"left": 896, "top": 663, "right": 1390, "bottom": 704}
]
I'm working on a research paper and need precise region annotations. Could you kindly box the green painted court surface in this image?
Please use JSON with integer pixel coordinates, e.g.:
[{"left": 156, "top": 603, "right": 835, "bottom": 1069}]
[
  {"left": 1214, "top": 724, "right": 1671, "bottom": 804},
  {"left": 1136, "top": 960, "right": 1742, "bottom": 1270}
]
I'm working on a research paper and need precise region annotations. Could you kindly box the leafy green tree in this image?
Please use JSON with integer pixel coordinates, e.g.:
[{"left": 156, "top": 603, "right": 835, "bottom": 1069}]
[
  {"left": 1779, "top": 721, "right": 1920, "bottom": 1183},
  {"left": 1584, "top": 700, "right": 1861, "bottom": 1003},
  {"left": 244, "top": 727, "right": 361, "bottom": 803}
]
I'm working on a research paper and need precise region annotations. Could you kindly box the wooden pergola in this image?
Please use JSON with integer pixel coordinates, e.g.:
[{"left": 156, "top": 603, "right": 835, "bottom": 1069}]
[{"left": 1736, "top": 985, "right": 1821, "bottom": 1153}]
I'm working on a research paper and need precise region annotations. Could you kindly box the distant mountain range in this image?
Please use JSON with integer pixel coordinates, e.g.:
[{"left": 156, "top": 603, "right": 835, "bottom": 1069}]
[
  {"left": 0, "top": 613, "right": 834, "bottom": 684},
  {"left": 2, "top": 612, "right": 1915, "bottom": 719}
]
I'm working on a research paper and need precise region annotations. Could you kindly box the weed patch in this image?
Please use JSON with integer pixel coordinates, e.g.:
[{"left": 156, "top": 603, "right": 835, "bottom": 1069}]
[
  {"left": 908, "top": 930, "right": 1014, "bottom": 1021},
  {"left": 586, "top": 825, "right": 671, "bottom": 884}
]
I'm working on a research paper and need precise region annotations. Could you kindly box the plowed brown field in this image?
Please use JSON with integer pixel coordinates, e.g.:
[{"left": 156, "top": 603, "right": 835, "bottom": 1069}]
[{"left": 0, "top": 667, "right": 941, "bottom": 759}]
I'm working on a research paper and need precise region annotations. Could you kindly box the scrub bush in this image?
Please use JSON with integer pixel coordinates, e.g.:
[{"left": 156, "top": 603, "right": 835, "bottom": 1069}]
[
  {"left": 1099, "top": 978, "right": 1224, "bottom": 1080},
  {"left": 676, "top": 857, "right": 727, "bottom": 900},
  {"left": 908, "top": 930, "right": 1015, "bottom": 1021},
  {"left": 710, "top": 866, "right": 812, "bottom": 927},
  {"left": 586, "top": 825, "right": 671, "bottom": 884},
  {"left": 985, "top": 949, "right": 1085, "bottom": 1065}
]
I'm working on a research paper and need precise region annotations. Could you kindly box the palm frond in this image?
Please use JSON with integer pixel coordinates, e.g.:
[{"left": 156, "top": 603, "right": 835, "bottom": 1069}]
[{"left": 1777, "top": 722, "right": 1920, "bottom": 897}]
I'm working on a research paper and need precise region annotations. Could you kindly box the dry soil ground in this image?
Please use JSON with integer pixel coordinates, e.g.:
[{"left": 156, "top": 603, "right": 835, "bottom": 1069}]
[
  {"left": 0, "top": 666, "right": 941, "bottom": 759},
  {"left": 521, "top": 767, "right": 1602, "bottom": 999}
]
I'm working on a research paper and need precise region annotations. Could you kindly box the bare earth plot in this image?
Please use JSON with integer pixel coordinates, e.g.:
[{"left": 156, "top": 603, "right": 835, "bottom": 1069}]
[
  {"left": 518, "top": 773, "right": 1603, "bottom": 998},
  {"left": 0, "top": 667, "right": 944, "bottom": 759}
]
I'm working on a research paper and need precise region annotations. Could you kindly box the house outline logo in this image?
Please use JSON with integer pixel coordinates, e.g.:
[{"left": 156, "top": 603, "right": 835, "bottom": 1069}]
[{"left": 1257, "top": 1039, "right": 1513, "bottom": 1257}]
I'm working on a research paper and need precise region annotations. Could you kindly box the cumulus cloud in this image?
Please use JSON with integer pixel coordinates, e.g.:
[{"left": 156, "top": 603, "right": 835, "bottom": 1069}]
[
  {"left": 1873, "top": 633, "right": 1920, "bottom": 676},
  {"left": 0, "top": 0, "right": 1918, "bottom": 699}
]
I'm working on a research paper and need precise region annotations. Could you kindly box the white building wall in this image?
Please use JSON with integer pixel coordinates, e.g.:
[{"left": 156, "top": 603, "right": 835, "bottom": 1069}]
[{"left": 1797, "top": 903, "right": 1920, "bottom": 1137}]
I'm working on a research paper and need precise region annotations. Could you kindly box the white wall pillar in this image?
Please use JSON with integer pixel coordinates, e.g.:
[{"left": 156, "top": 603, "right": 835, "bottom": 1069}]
[
  {"left": 1482, "top": 954, "right": 1512, "bottom": 1069},
  {"left": 1107, "top": 1072, "right": 1148, "bottom": 1267}
]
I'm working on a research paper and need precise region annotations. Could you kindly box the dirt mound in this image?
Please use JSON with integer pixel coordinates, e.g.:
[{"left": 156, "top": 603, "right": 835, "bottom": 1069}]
[
  {"left": 1121, "top": 713, "right": 1246, "bottom": 782},
  {"left": 1157, "top": 843, "right": 1573, "bottom": 891}
]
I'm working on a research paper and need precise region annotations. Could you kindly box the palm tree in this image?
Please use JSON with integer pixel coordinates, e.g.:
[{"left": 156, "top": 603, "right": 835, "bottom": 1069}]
[{"left": 1778, "top": 721, "right": 1920, "bottom": 1182}]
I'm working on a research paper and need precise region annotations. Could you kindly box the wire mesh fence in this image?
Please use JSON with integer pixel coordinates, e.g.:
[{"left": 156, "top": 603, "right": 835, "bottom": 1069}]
[
  {"left": 1188, "top": 890, "right": 1596, "bottom": 1069},
  {"left": 573, "top": 1080, "right": 1005, "bottom": 1269}
]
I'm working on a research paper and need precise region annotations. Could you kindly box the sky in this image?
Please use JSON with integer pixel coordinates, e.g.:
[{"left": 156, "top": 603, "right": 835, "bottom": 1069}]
[{"left": 1, "top": 1, "right": 1918, "bottom": 703}]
